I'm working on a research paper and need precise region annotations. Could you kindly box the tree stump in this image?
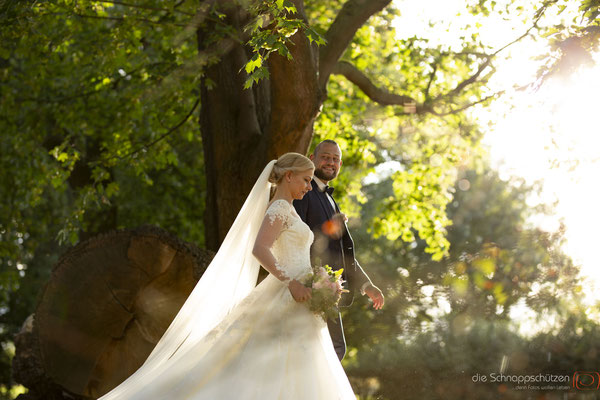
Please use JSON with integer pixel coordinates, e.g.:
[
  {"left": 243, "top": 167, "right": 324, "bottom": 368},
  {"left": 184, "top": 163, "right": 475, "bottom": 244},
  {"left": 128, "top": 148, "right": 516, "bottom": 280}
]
[{"left": 12, "top": 226, "right": 214, "bottom": 399}]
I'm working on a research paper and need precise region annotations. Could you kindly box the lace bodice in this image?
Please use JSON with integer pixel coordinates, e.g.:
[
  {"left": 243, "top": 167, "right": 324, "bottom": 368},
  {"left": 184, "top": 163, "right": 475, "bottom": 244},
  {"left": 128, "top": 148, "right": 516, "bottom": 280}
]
[{"left": 265, "top": 199, "right": 314, "bottom": 281}]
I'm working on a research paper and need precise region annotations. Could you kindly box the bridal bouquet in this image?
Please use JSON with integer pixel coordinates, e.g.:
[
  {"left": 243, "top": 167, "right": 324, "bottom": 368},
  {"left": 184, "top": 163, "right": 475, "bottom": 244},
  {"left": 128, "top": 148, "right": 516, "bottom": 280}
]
[{"left": 306, "top": 264, "right": 347, "bottom": 320}]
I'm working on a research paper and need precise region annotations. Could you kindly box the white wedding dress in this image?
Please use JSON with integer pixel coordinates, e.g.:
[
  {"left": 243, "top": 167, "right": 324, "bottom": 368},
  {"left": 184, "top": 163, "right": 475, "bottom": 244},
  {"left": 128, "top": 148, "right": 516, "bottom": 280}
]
[{"left": 100, "top": 198, "right": 356, "bottom": 399}]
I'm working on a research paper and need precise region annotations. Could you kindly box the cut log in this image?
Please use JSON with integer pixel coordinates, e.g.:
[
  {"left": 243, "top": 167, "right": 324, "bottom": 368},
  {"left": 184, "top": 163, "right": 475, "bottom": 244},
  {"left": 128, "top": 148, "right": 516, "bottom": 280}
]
[
  {"left": 13, "top": 226, "right": 214, "bottom": 399},
  {"left": 13, "top": 314, "right": 73, "bottom": 400}
]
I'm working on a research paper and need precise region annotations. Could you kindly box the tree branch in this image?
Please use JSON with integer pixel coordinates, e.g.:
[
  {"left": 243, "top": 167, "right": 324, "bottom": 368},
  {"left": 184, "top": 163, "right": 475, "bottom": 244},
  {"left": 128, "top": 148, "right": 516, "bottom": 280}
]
[
  {"left": 332, "top": 61, "right": 504, "bottom": 116},
  {"left": 442, "top": 57, "right": 492, "bottom": 101},
  {"left": 325, "top": 0, "right": 551, "bottom": 119},
  {"left": 332, "top": 61, "right": 419, "bottom": 109},
  {"left": 491, "top": 2, "right": 547, "bottom": 57},
  {"left": 434, "top": 5, "right": 548, "bottom": 105},
  {"left": 99, "top": 98, "right": 200, "bottom": 164},
  {"left": 69, "top": 12, "right": 186, "bottom": 27},
  {"left": 318, "top": 0, "right": 392, "bottom": 89},
  {"left": 17, "top": 89, "right": 101, "bottom": 104},
  {"left": 425, "top": 62, "right": 438, "bottom": 100},
  {"left": 94, "top": 0, "right": 195, "bottom": 16},
  {"left": 434, "top": 92, "right": 503, "bottom": 116},
  {"left": 14, "top": 64, "right": 157, "bottom": 104}
]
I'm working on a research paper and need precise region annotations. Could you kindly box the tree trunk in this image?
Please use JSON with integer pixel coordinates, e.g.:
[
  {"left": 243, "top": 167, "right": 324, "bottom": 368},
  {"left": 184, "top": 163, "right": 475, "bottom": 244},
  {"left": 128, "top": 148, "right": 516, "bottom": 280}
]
[
  {"left": 198, "top": 3, "right": 322, "bottom": 251},
  {"left": 12, "top": 226, "right": 214, "bottom": 399}
]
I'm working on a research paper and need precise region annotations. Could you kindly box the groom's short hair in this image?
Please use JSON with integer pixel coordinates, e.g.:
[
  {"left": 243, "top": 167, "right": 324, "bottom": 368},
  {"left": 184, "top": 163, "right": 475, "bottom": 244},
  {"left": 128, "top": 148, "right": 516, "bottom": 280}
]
[{"left": 313, "top": 139, "right": 340, "bottom": 156}]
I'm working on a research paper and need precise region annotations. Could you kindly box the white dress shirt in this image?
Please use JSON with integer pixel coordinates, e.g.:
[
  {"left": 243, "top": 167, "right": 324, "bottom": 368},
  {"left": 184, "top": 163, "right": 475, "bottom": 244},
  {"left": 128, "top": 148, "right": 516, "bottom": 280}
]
[{"left": 313, "top": 177, "right": 336, "bottom": 212}]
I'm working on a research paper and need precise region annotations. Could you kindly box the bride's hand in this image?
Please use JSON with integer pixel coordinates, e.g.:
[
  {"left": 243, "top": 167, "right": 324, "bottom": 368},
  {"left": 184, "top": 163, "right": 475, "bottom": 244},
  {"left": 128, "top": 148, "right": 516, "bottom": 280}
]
[{"left": 288, "top": 279, "right": 312, "bottom": 302}]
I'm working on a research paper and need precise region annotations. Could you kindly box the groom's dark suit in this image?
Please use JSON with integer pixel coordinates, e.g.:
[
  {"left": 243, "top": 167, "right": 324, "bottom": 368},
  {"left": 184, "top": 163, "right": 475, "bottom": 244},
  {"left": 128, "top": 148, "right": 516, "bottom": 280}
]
[{"left": 294, "top": 179, "right": 372, "bottom": 360}]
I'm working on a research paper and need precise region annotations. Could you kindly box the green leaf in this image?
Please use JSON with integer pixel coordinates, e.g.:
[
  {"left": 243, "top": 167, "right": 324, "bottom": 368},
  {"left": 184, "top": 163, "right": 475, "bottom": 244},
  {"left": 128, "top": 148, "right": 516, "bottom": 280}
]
[
  {"left": 105, "top": 182, "right": 119, "bottom": 197},
  {"left": 243, "top": 67, "right": 270, "bottom": 89},
  {"left": 305, "top": 26, "right": 327, "bottom": 46},
  {"left": 244, "top": 54, "right": 263, "bottom": 74}
]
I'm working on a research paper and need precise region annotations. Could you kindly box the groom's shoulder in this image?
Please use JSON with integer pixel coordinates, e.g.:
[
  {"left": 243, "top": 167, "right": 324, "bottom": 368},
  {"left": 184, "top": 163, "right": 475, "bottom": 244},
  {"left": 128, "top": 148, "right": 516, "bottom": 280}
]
[
  {"left": 298, "top": 188, "right": 318, "bottom": 204},
  {"left": 293, "top": 191, "right": 311, "bottom": 208},
  {"left": 293, "top": 189, "right": 316, "bottom": 218}
]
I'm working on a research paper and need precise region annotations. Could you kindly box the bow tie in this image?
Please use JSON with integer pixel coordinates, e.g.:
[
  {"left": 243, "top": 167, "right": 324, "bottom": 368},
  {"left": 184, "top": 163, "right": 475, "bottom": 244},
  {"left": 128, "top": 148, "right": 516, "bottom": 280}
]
[{"left": 324, "top": 185, "right": 334, "bottom": 195}]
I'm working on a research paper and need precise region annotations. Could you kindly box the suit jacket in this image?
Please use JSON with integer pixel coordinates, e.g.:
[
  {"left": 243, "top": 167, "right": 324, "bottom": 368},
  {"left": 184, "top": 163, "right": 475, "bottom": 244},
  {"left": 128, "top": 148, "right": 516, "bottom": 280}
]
[{"left": 293, "top": 180, "right": 372, "bottom": 306}]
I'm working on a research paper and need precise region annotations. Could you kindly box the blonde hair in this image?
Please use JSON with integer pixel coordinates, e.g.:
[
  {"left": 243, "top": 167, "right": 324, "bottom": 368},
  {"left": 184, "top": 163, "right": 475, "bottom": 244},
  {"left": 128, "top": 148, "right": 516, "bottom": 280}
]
[{"left": 268, "top": 152, "right": 314, "bottom": 184}]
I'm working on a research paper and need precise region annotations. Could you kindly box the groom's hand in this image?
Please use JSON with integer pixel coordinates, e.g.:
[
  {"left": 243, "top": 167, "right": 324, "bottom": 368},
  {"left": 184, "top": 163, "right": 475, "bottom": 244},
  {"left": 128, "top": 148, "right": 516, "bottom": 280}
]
[
  {"left": 288, "top": 279, "right": 312, "bottom": 303},
  {"left": 364, "top": 285, "right": 385, "bottom": 310}
]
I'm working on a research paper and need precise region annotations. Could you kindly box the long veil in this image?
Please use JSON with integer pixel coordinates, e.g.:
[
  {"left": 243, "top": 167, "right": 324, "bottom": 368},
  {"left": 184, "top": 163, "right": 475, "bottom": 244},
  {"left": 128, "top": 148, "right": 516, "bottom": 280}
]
[{"left": 99, "top": 160, "right": 276, "bottom": 399}]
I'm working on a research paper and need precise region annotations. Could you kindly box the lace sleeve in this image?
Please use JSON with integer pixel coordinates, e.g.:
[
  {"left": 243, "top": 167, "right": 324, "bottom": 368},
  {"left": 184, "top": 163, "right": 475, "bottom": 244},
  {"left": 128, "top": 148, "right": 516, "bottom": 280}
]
[
  {"left": 252, "top": 200, "right": 292, "bottom": 284},
  {"left": 265, "top": 199, "right": 290, "bottom": 228}
]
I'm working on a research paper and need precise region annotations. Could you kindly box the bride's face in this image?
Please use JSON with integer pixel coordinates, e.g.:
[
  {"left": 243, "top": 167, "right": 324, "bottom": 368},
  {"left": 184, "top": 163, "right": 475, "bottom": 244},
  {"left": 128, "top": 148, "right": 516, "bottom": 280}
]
[{"left": 285, "top": 169, "right": 314, "bottom": 200}]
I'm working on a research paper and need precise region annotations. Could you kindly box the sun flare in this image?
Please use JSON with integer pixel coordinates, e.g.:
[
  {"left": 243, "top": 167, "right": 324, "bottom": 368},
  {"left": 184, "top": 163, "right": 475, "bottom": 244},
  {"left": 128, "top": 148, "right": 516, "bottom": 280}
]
[
  {"left": 396, "top": 0, "right": 600, "bottom": 305},
  {"left": 483, "top": 60, "right": 600, "bottom": 304}
]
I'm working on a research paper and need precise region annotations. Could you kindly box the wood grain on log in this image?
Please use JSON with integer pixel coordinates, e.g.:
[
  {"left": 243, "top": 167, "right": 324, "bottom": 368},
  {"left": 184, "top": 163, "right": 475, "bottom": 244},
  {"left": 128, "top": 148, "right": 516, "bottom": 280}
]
[{"left": 13, "top": 226, "right": 214, "bottom": 399}]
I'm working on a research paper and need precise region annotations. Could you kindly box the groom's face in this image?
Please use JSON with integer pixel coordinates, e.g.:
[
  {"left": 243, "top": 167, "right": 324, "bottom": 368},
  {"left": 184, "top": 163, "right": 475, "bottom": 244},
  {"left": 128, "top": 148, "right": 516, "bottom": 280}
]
[{"left": 311, "top": 143, "right": 342, "bottom": 183}]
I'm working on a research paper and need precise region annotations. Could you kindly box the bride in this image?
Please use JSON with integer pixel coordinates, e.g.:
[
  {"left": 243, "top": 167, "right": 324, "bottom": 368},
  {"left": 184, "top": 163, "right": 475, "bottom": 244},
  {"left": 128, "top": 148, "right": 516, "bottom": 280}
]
[{"left": 98, "top": 153, "right": 356, "bottom": 399}]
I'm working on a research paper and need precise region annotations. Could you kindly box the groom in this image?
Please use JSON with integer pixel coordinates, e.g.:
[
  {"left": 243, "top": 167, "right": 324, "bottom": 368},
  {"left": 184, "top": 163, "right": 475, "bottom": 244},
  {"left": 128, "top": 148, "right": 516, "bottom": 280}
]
[{"left": 294, "top": 139, "right": 384, "bottom": 360}]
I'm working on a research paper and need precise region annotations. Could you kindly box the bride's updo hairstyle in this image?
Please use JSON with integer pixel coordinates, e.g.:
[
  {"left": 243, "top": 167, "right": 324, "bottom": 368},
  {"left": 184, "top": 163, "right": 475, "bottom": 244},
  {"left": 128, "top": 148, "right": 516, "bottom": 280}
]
[{"left": 268, "top": 152, "right": 314, "bottom": 185}]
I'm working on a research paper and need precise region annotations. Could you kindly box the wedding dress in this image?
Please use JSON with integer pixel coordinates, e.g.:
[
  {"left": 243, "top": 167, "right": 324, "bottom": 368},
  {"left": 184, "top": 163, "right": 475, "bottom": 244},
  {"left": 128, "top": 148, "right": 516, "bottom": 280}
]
[{"left": 98, "top": 161, "right": 356, "bottom": 399}]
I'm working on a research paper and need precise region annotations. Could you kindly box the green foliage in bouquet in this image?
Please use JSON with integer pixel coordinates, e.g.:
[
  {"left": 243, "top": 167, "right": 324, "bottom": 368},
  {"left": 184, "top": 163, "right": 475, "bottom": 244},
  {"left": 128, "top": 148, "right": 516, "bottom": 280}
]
[{"left": 306, "top": 264, "right": 347, "bottom": 321}]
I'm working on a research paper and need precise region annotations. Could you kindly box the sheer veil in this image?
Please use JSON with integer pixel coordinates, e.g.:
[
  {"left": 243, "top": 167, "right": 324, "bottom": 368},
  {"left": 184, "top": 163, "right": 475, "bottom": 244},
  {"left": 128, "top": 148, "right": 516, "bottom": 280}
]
[{"left": 99, "top": 160, "right": 276, "bottom": 399}]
